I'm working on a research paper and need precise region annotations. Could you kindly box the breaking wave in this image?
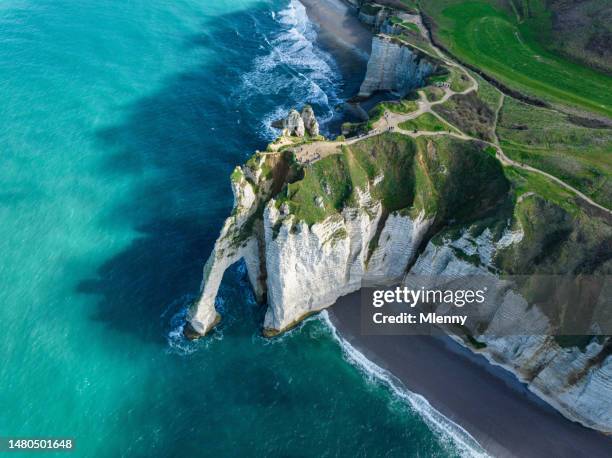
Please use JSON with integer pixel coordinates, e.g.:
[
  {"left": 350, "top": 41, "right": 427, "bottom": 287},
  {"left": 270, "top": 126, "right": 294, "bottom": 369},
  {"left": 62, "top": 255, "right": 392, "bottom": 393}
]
[
  {"left": 164, "top": 295, "right": 224, "bottom": 355},
  {"left": 320, "top": 311, "right": 490, "bottom": 458},
  {"left": 237, "top": 0, "right": 342, "bottom": 139}
]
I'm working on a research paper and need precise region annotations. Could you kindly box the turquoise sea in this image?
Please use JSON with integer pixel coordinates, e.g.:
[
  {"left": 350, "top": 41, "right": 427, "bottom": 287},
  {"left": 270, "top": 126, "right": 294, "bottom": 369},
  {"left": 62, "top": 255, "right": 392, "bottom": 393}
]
[{"left": 0, "top": 0, "right": 482, "bottom": 456}]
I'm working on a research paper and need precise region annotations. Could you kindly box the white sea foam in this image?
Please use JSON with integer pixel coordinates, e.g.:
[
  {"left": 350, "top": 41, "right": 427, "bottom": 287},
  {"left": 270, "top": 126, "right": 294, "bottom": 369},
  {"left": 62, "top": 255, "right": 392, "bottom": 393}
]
[
  {"left": 238, "top": 0, "right": 341, "bottom": 139},
  {"left": 165, "top": 296, "right": 223, "bottom": 355},
  {"left": 320, "top": 311, "right": 490, "bottom": 458}
]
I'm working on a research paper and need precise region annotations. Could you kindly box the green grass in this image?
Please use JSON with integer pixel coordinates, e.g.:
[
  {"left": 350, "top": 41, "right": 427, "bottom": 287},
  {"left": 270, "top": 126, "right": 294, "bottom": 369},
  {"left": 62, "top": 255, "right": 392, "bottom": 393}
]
[
  {"left": 503, "top": 166, "right": 579, "bottom": 214},
  {"left": 423, "top": 86, "right": 445, "bottom": 102},
  {"left": 274, "top": 134, "right": 510, "bottom": 230},
  {"left": 399, "top": 0, "right": 419, "bottom": 14},
  {"left": 431, "top": 72, "right": 501, "bottom": 141},
  {"left": 399, "top": 112, "right": 458, "bottom": 133},
  {"left": 471, "top": 72, "right": 502, "bottom": 112},
  {"left": 448, "top": 67, "right": 471, "bottom": 92},
  {"left": 365, "top": 100, "right": 419, "bottom": 131},
  {"left": 420, "top": 0, "right": 612, "bottom": 116},
  {"left": 415, "top": 136, "right": 510, "bottom": 222},
  {"left": 277, "top": 134, "right": 420, "bottom": 224},
  {"left": 494, "top": 189, "right": 612, "bottom": 281},
  {"left": 391, "top": 29, "right": 439, "bottom": 58},
  {"left": 348, "top": 134, "right": 418, "bottom": 211},
  {"left": 432, "top": 90, "right": 496, "bottom": 141},
  {"left": 382, "top": 99, "right": 419, "bottom": 114},
  {"left": 281, "top": 154, "right": 352, "bottom": 225},
  {"left": 399, "top": 21, "right": 420, "bottom": 34},
  {"left": 498, "top": 97, "right": 612, "bottom": 208},
  {"left": 230, "top": 166, "right": 244, "bottom": 183},
  {"left": 427, "top": 74, "right": 449, "bottom": 84},
  {"left": 484, "top": 145, "right": 497, "bottom": 158}
]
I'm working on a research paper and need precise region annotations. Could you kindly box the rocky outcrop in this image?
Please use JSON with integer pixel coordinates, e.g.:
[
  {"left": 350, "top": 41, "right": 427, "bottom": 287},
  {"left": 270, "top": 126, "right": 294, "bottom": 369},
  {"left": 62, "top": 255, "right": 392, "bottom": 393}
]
[
  {"left": 300, "top": 105, "right": 319, "bottom": 137},
  {"left": 272, "top": 106, "right": 320, "bottom": 138},
  {"left": 358, "top": 35, "right": 435, "bottom": 97},
  {"left": 282, "top": 109, "right": 305, "bottom": 137},
  {"left": 185, "top": 165, "right": 265, "bottom": 336},
  {"left": 187, "top": 146, "right": 434, "bottom": 336}
]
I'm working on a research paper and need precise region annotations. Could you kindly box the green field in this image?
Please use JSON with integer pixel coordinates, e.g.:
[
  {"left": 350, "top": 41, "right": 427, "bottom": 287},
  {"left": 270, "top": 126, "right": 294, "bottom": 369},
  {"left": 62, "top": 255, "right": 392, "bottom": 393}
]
[
  {"left": 423, "top": 85, "right": 445, "bottom": 102},
  {"left": 399, "top": 112, "right": 457, "bottom": 133},
  {"left": 497, "top": 97, "right": 612, "bottom": 208},
  {"left": 420, "top": 1, "right": 612, "bottom": 116}
]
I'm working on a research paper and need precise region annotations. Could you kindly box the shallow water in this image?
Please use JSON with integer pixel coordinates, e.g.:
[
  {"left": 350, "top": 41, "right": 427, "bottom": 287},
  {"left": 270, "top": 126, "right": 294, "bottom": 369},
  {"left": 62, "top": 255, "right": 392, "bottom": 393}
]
[{"left": 0, "top": 0, "right": 479, "bottom": 455}]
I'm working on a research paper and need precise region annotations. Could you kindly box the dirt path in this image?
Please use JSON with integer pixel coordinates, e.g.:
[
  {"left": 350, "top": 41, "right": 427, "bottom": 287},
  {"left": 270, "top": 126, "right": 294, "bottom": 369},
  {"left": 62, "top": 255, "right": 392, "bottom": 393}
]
[
  {"left": 489, "top": 93, "right": 611, "bottom": 215},
  {"left": 286, "top": 18, "right": 611, "bottom": 215}
]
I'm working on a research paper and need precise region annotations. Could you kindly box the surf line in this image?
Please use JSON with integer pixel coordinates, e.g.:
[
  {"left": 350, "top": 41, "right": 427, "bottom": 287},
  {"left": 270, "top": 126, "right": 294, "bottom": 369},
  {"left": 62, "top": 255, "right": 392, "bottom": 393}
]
[{"left": 321, "top": 311, "right": 488, "bottom": 457}]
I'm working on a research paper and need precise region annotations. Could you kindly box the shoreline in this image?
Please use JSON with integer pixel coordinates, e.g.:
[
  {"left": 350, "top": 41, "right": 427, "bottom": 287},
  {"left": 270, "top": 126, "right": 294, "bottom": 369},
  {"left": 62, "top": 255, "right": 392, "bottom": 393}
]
[
  {"left": 292, "top": 1, "right": 612, "bottom": 454},
  {"left": 297, "top": 0, "right": 373, "bottom": 133},
  {"left": 299, "top": 0, "right": 372, "bottom": 59},
  {"left": 328, "top": 291, "right": 612, "bottom": 457}
]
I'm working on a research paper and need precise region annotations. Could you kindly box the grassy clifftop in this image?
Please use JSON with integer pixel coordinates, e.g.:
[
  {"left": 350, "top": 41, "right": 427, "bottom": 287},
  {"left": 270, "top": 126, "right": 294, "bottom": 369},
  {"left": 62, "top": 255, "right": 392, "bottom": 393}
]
[
  {"left": 497, "top": 97, "right": 612, "bottom": 208},
  {"left": 272, "top": 133, "right": 509, "bottom": 227},
  {"left": 239, "top": 132, "right": 610, "bottom": 277}
]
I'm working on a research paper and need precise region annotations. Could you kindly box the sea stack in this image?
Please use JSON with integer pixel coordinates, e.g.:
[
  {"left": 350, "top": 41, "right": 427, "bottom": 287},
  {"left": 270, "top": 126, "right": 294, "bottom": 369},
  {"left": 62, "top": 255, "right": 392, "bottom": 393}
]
[
  {"left": 301, "top": 105, "right": 319, "bottom": 137},
  {"left": 273, "top": 106, "right": 319, "bottom": 137},
  {"left": 282, "top": 109, "right": 305, "bottom": 137}
]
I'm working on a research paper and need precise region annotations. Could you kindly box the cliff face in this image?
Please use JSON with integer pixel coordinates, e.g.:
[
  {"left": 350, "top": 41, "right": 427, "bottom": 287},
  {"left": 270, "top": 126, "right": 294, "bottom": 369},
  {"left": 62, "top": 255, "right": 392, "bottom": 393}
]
[
  {"left": 358, "top": 35, "right": 435, "bottom": 97},
  {"left": 263, "top": 198, "right": 432, "bottom": 333},
  {"left": 357, "top": 4, "right": 389, "bottom": 30},
  {"left": 187, "top": 133, "right": 508, "bottom": 336},
  {"left": 187, "top": 128, "right": 612, "bottom": 432},
  {"left": 410, "top": 212, "right": 612, "bottom": 433}
]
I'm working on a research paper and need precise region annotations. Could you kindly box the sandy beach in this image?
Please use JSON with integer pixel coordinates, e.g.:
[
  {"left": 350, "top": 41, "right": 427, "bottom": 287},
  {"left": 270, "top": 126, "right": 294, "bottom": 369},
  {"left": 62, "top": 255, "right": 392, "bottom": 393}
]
[
  {"left": 300, "top": 0, "right": 372, "bottom": 57},
  {"left": 299, "top": 0, "right": 371, "bottom": 93},
  {"left": 329, "top": 292, "right": 612, "bottom": 457}
]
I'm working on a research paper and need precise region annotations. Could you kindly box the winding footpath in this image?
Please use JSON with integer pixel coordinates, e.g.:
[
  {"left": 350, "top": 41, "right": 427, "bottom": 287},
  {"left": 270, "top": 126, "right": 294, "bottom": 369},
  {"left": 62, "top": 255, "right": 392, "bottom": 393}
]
[
  {"left": 488, "top": 94, "right": 612, "bottom": 215},
  {"left": 287, "top": 17, "right": 611, "bottom": 216}
]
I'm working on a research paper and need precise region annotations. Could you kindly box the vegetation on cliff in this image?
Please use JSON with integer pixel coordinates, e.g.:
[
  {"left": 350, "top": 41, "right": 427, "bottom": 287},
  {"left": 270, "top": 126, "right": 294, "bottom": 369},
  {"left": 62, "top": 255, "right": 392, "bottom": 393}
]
[
  {"left": 497, "top": 97, "right": 612, "bottom": 208},
  {"left": 419, "top": 0, "right": 612, "bottom": 116},
  {"left": 265, "top": 133, "right": 509, "bottom": 233},
  {"left": 398, "top": 112, "right": 456, "bottom": 133}
]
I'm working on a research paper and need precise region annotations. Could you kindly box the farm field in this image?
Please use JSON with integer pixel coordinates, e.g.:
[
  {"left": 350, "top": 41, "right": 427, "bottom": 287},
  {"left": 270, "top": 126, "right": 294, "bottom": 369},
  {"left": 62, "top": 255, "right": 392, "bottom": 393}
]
[{"left": 420, "top": 0, "right": 612, "bottom": 117}]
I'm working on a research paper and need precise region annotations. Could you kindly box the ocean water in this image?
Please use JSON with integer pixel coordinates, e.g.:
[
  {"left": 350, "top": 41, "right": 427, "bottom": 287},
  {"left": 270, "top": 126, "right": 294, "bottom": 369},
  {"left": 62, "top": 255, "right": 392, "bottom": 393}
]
[{"left": 0, "top": 0, "right": 481, "bottom": 456}]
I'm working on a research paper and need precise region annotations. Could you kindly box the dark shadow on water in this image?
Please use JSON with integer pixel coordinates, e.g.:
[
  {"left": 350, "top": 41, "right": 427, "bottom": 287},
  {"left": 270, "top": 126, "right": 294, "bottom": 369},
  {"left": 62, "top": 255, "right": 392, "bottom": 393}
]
[
  {"left": 64, "top": 4, "right": 458, "bottom": 457},
  {"left": 77, "top": 0, "right": 369, "bottom": 346},
  {"left": 77, "top": 4, "right": 279, "bottom": 344}
]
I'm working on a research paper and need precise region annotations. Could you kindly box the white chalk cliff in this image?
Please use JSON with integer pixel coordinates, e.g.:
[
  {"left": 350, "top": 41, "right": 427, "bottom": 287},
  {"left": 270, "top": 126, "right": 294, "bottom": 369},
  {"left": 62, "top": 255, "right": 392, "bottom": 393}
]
[
  {"left": 186, "top": 149, "right": 433, "bottom": 336},
  {"left": 186, "top": 130, "right": 612, "bottom": 434},
  {"left": 409, "top": 225, "right": 612, "bottom": 433},
  {"left": 263, "top": 196, "right": 432, "bottom": 332},
  {"left": 359, "top": 35, "right": 435, "bottom": 97}
]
